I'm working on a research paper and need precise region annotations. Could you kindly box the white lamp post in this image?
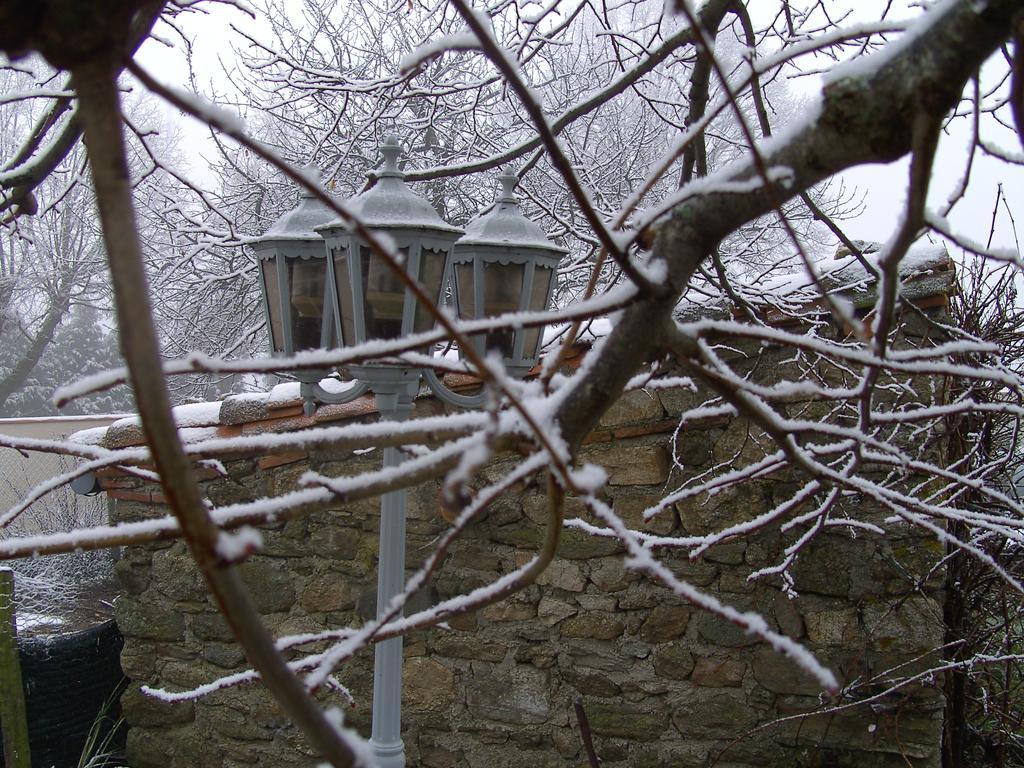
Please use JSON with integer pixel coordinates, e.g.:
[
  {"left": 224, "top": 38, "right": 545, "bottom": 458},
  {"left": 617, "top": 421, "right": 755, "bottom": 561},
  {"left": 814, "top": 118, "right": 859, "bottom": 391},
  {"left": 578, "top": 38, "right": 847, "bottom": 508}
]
[{"left": 255, "top": 138, "right": 566, "bottom": 768}]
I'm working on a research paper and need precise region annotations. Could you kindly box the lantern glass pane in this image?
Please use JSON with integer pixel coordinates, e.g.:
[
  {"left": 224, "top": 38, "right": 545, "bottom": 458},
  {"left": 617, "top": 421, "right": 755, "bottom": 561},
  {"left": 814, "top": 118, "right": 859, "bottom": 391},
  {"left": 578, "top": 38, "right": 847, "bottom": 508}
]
[
  {"left": 261, "top": 259, "right": 285, "bottom": 354},
  {"left": 455, "top": 262, "right": 474, "bottom": 319},
  {"left": 331, "top": 246, "right": 357, "bottom": 346},
  {"left": 289, "top": 257, "right": 326, "bottom": 351},
  {"left": 413, "top": 248, "right": 449, "bottom": 334},
  {"left": 362, "top": 246, "right": 407, "bottom": 340},
  {"left": 520, "top": 265, "right": 554, "bottom": 360},
  {"left": 482, "top": 261, "right": 524, "bottom": 358}
]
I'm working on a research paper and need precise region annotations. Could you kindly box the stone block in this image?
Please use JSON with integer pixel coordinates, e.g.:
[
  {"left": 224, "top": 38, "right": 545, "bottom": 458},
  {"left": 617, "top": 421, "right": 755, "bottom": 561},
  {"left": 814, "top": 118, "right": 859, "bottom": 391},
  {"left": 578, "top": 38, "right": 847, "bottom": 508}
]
[
  {"left": 750, "top": 649, "right": 826, "bottom": 696},
  {"left": 805, "top": 608, "right": 861, "bottom": 647},
  {"left": 652, "top": 643, "right": 695, "bottom": 681},
  {"left": 202, "top": 642, "right": 245, "bottom": 668},
  {"left": 466, "top": 665, "right": 551, "bottom": 725},
  {"left": 456, "top": 544, "right": 504, "bottom": 571},
  {"left": 617, "top": 585, "right": 659, "bottom": 610},
  {"left": 307, "top": 519, "right": 362, "bottom": 560},
  {"left": 210, "top": 705, "right": 275, "bottom": 741},
  {"left": 581, "top": 443, "right": 670, "bottom": 486},
  {"left": 566, "top": 639, "right": 636, "bottom": 672},
  {"left": 679, "top": 482, "right": 768, "bottom": 537},
  {"left": 238, "top": 559, "right": 296, "bottom": 613},
  {"left": 534, "top": 558, "right": 586, "bottom": 592},
  {"left": 565, "top": 668, "right": 621, "bottom": 697},
  {"left": 523, "top": 493, "right": 587, "bottom": 526},
  {"left": 122, "top": 684, "right": 195, "bottom": 727},
  {"left": 191, "top": 611, "right": 235, "bottom": 642},
  {"left": 116, "top": 597, "right": 185, "bottom": 642},
  {"left": 718, "top": 569, "right": 757, "bottom": 593},
  {"left": 300, "top": 571, "right": 357, "bottom": 613},
  {"left": 656, "top": 386, "right": 708, "bottom": 419},
  {"left": 489, "top": 523, "right": 544, "bottom": 549},
  {"left": 514, "top": 643, "right": 558, "bottom": 669},
  {"left": 127, "top": 726, "right": 205, "bottom": 768},
  {"left": 560, "top": 612, "right": 625, "bottom": 640},
  {"left": 639, "top": 605, "right": 691, "bottom": 643},
  {"left": 576, "top": 593, "right": 617, "bottom": 612},
  {"left": 704, "top": 541, "right": 747, "bottom": 566},
  {"left": 480, "top": 598, "right": 536, "bottom": 623},
  {"left": 876, "top": 537, "right": 946, "bottom": 593},
  {"left": 673, "top": 429, "right": 713, "bottom": 468},
  {"left": 611, "top": 492, "right": 679, "bottom": 536},
  {"left": 417, "top": 735, "right": 465, "bottom": 768},
  {"left": 590, "top": 557, "right": 632, "bottom": 592},
  {"left": 693, "top": 611, "right": 759, "bottom": 648},
  {"left": 156, "top": 640, "right": 198, "bottom": 661},
  {"left": 773, "top": 592, "right": 804, "bottom": 639},
  {"left": 862, "top": 596, "right": 943, "bottom": 653},
  {"left": 404, "top": 656, "right": 456, "bottom": 713},
  {"left": 671, "top": 690, "right": 758, "bottom": 738},
  {"left": 160, "top": 659, "right": 227, "bottom": 690},
  {"left": 792, "top": 535, "right": 878, "bottom": 599},
  {"left": 206, "top": 477, "right": 258, "bottom": 506},
  {"left": 599, "top": 389, "right": 666, "bottom": 427},
  {"left": 583, "top": 702, "right": 668, "bottom": 741},
  {"left": 431, "top": 635, "right": 509, "bottom": 662},
  {"left": 115, "top": 556, "right": 151, "bottom": 594},
  {"left": 120, "top": 640, "right": 157, "bottom": 679},
  {"left": 712, "top": 422, "right": 771, "bottom": 467},
  {"left": 260, "top": 522, "right": 312, "bottom": 558},
  {"left": 537, "top": 596, "right": 577, "bottom": 626},
  {"left": 557, "top": 526, "right": 625, "bottom": 560},
  {"left": 691, "top": 657, "right": 746, "bottom": 687},
  {"left": 776, "top": 700, "right": 943, "bottom": 761},
  {"left": 152, "top": 546, "right": 207, "bottom": 602}
]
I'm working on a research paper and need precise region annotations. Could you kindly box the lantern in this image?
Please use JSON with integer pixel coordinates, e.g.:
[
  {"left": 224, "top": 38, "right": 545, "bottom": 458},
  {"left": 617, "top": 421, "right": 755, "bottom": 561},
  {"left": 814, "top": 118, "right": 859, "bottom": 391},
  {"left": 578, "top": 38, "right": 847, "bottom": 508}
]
[
  {"left": 251, "top": 180, "right": 335, "bottom": 376},
  {"left": 317, "top": 135, "right": 462, "bottom": 374},
  {"left": 451, "top": 167, "right": 567, "bottom": 377}
]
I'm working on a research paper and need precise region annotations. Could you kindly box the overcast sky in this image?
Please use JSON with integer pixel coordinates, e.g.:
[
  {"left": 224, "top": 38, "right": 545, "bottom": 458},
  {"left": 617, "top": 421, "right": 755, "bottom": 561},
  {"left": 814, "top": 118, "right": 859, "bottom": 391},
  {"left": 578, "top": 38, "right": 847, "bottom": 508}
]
[{"left": 135, "top": 0, "right": 1022, "bottom": 255}]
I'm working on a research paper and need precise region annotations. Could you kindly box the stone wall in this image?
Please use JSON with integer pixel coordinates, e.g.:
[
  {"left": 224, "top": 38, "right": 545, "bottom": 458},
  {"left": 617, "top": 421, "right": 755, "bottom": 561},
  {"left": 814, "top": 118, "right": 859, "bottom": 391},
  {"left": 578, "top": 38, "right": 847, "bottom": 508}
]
[{"left": 102, "top": 310, "right": 951, "bottom": 768}]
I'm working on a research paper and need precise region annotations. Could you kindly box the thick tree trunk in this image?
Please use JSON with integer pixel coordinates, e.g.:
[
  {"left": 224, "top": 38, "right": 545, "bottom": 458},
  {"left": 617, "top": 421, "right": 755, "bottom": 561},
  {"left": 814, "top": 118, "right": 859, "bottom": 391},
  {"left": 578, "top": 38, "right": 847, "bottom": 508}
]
[{"left": 0, "top": 298, "right": 67, "bottom": 413}]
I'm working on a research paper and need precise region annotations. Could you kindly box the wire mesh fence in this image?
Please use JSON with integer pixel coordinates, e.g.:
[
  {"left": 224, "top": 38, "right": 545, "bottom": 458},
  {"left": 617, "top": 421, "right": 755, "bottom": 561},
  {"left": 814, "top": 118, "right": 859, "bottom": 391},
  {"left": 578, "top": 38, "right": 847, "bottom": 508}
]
[
  {"left": 0, "top": 417, "right": 122, "bottom": 638},
  {"left": 0, "top": 416, "right": 128, "bottom": 768}
]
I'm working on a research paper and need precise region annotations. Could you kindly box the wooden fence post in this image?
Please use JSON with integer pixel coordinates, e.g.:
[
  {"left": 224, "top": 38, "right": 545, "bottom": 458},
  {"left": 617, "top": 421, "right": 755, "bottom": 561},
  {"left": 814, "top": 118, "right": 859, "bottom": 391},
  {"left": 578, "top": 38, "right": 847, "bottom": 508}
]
[{"left": 0, "top": 567, "right": 31, "bottom": 768}]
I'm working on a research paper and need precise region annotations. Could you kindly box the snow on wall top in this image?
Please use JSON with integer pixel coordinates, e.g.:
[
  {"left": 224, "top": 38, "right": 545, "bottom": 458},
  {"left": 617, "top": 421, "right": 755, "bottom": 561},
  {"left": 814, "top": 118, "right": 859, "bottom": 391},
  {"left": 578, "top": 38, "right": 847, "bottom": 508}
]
[
  {"left": 65, "top": 242, "right": 954, "bottom": 450},
  {"left": 677, "top": 241, "right": 953, "bottom": 320}
]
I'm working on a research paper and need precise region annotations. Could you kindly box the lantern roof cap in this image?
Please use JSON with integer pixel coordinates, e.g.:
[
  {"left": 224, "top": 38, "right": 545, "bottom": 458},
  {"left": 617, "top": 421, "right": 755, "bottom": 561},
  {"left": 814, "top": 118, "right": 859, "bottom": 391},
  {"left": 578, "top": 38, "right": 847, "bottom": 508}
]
[
  {"left": 456, "top": 167, "right": 567, "bottom": 252},
  {"left": 253, "top": 167, "right": 335, "bottom": 243},
  {"left": 320, "top": 135, "right": 461, "bottom": 234}
]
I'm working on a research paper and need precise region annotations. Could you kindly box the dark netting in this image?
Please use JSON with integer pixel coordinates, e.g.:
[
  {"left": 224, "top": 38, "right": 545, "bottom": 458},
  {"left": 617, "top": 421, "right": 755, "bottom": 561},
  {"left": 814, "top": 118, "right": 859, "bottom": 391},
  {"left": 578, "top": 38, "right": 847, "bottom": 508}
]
[{"left": 6, "top": 621, "right": 125, "bottom": 768}]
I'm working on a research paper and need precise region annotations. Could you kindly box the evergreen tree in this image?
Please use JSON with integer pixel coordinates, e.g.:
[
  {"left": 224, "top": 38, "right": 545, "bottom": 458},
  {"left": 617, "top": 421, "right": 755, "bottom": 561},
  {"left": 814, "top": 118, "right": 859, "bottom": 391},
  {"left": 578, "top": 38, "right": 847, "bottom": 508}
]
[{"left": 0, "top": 304, "right": 134, "bottom": 417}]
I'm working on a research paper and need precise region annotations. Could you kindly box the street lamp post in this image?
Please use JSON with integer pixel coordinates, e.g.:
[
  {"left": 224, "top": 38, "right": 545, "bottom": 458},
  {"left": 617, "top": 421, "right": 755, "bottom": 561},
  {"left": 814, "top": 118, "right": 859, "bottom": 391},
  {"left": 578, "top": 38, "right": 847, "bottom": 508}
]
[{"left": 254, "top": 136, "right": 566, "bottom": 768}]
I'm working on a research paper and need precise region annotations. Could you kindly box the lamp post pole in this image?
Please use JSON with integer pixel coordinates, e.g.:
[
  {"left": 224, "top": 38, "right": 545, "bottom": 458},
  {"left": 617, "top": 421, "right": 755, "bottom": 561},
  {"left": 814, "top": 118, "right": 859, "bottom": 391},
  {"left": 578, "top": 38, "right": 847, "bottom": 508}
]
[
  {"left": 255, "top": 136, "right": 566, "bottom": 768},
  {"left": 365, "top": 383, "right": 416, "bottom": 768}
]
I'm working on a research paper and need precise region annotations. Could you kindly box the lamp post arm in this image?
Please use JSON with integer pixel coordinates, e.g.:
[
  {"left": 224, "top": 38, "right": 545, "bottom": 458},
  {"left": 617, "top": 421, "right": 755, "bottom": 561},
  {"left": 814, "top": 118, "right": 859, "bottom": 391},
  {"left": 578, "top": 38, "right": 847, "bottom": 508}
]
[
  {"left": 421, "top": 368, "right": 489, "bottom": 409},
  {"left": 300, "top": 379, "right": 372, "bottom": 416}
]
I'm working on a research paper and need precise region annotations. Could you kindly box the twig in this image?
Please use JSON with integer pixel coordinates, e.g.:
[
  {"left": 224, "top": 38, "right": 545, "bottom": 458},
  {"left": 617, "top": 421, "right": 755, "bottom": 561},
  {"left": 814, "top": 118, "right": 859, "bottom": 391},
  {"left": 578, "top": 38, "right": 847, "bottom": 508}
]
[{"left": 574, "top": 698, "right": 601, "bottom": 768}]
